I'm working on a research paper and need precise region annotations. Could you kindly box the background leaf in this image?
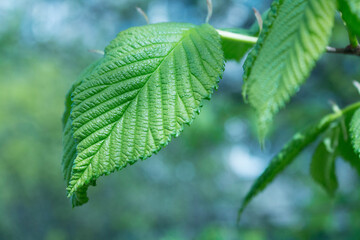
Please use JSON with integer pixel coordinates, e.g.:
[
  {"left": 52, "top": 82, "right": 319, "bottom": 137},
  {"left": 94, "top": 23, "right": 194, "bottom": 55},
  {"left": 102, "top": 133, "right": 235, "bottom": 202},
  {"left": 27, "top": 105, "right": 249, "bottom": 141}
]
[
  {"left": 339, "top": 0, "right": 360, "bottom": 37},
  {"left": 238, "top": 113, "right": 334, "bottom": 220},
  {"left": 338, "top": 112, "right": 360, "bottom": 175},
  {"left": 219, "top": 10, "right": 268, "bottom": 62},
  {"left": 219, "top": 28, "right": 257, "bottom": 62},
  {"left": 242, "top": 0, "right": 337, "bottom": 139},
  {"left": 237, "top": 102, "right": 360, "bottom": 220},
  {"left": 65, "top": 22, "right": 224, "bottom": 206},
  {"left": 310, "top": 127, "right": 339, "bottom": 196}
]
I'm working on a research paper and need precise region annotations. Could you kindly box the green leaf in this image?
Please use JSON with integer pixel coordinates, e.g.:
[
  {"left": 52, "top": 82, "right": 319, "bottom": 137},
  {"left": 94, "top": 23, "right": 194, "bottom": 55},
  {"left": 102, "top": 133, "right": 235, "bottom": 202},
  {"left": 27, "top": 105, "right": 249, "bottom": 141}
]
[
  {"left": 243, "top": 0, "right": 337, "bottom": 139},
  {"left": 219, "top": 28, "right": 257, "bottom": 62},
  {"left": 338, "top": 112, "right": 360, "bottom": 175},
  {"left": 62, "top": 59, "right": 103, "bottom": 183},
  {"left": 219, "top": 10, "right": 268, "bottom": 62},
  {"left": 338, "top": 131, "right": 360, "bottom": 175},
  {"left": 310, "top": 127, "right": 339, "bottom": 196},
  {"left": 64, "top": 22, "right": 224, "bottom": 206},
  {"left": 238, "top": 113, "right": 333, "bottom": 220},
  {"left": 339, "top": 0, "right": 360, "bottom": 37},
  {"left": 350, "top": 108, "right": 360, "bottom": 157}
]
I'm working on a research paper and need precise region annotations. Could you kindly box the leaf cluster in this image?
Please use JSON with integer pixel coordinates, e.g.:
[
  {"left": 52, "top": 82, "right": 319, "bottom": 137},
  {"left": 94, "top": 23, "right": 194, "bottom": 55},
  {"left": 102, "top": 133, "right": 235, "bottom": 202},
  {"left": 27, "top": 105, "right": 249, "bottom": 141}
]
[{"left": 62, "top": 0, "right": 360, "bottom": 222}]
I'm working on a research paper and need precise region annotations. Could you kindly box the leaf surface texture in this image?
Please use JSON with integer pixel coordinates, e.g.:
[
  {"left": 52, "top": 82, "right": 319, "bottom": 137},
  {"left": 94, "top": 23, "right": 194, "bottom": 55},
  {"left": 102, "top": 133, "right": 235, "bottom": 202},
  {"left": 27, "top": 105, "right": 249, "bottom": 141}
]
[
  {"left": 63, "top": 23, "right": 224, "bottom": 206},
  {"left": 243, "top": 0, "right": 336, "bottom": 139}
]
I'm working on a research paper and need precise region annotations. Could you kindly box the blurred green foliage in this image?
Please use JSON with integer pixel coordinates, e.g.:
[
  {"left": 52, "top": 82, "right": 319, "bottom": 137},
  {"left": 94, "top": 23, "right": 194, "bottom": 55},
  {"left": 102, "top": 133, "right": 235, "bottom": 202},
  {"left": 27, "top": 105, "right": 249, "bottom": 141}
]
[{"left": 1, "top": 0, "right": 360, "bottom": 239}]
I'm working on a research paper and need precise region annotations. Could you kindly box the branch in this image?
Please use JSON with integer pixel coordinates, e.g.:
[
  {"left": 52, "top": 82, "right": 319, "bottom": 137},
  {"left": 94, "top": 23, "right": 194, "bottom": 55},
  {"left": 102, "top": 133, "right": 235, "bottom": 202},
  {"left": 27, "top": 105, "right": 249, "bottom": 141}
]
[
  {"left": 326, "top": 45, "right": 360, "bottom": 56},
  {"left": 217, "top": 29, "right": 360, "bottom": 57}
]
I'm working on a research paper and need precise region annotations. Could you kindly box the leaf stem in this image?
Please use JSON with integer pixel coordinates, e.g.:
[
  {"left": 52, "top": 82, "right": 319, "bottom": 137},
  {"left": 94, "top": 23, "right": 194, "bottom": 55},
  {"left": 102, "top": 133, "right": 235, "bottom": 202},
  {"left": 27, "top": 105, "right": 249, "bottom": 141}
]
[
  {"left": 217, "top": 29, "right": 360, "bottom": 57},
  {"left": 216, "top": 29, "right": 258, "bottom": 44},
  {"left": 319, "top": 101, "right": 360, "bottom": 131},
  {"left": 328, "top": 101, "right": 360, "bottom": 121}
]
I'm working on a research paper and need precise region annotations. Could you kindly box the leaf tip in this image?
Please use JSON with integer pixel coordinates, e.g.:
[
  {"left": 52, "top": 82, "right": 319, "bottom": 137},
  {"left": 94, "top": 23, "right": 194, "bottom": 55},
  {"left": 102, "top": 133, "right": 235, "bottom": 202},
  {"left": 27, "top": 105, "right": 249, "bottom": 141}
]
[{"left": 236, "top": 206, "right": 246, "bottom": 224}]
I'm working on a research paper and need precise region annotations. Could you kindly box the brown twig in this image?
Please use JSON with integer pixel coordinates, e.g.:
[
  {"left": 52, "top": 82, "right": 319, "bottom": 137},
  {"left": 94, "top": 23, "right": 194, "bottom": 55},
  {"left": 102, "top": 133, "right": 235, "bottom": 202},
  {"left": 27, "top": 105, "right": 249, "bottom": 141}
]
[{"left": 326, "top": 45, "right": 360, "bottom": 56}]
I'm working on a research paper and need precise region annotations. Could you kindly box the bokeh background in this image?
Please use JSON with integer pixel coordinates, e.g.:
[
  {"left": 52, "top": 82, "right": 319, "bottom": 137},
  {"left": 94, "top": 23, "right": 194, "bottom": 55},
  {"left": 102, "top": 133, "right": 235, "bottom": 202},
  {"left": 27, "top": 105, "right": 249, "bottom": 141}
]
[{"left": 1, "top": 0, "right": 360, "bottom": 239}]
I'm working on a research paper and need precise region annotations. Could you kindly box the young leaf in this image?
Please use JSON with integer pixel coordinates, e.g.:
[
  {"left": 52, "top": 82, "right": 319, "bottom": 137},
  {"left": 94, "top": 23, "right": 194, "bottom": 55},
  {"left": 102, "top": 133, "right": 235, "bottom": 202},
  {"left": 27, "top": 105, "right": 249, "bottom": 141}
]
[
  {"left": 339, "top": 0, "right": 360, "bottom": 37},
  {"left": 350, "top": 108, "right": 360, "bottom": 157},
  {"left": 310, "top": 128, "right": 339, "bottom": 196},
  {"left": 243, "top": 0, "right": 337, "bottom": 139},
  {"left": 65, "top": 23, "right": 224, "bottom": 206}
]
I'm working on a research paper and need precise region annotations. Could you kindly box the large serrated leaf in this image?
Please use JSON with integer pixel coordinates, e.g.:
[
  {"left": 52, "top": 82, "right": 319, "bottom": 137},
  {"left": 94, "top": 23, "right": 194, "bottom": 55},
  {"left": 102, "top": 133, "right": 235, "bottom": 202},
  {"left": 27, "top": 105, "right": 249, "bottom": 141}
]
[
  {"left": 339, "top": 0, "right": 360, "bottom": 36},
  {"left": 243, "top": 0, "right": 336, "bottom": 139},
  {"left": 63, "top": 22, "right": 224, "bottom": 206}
]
